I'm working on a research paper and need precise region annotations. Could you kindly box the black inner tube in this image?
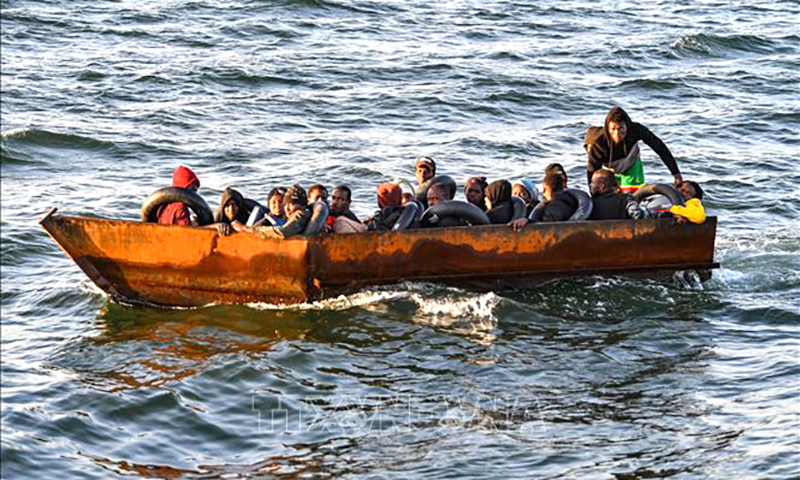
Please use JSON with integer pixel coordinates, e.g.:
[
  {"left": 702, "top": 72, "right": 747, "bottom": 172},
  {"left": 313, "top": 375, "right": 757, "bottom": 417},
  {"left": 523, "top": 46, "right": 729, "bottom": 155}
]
[
  {"left": 303, "top": 201, "right": 329, "bottom": 236},
  {"left": 415, "top": 175, "right": 457, "bottom": 207},
  {"left": 633, "top": 183, "right": 685, "bottom": 206},
  {"left": 421, "top": 200, "right": 490, "bottom": 227},
  {"left": 511, "top": 196, "right": 526, "bottom": 221},
  {"left": 392, "top": 201, "right": 421, "bottom": 231},
  {"left": 528, "top": 201, "right": 546, "bottom": 222},
  {"left": 141, "top": 187, "right": 214, "bottom": 226},
  {"left": 565, "top": 189, "right": 593, "bottom": 221}
]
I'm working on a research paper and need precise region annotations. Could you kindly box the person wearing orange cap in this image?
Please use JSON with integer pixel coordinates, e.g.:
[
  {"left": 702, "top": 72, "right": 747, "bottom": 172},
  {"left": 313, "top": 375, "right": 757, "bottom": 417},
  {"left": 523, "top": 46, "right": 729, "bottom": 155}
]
[
  {"left": 157, "top": 165, "right": 201, "bottom": 226},
  {"left": 365, "top": 182, "right": 405, "bottom": 231}
]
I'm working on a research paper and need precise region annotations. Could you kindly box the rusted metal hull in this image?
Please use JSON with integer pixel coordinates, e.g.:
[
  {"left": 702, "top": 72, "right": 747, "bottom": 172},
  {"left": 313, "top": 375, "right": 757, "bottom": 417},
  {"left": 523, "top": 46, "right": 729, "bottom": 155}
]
[{"left": 41, "top": 209, "right": 718, "bottom": 307}]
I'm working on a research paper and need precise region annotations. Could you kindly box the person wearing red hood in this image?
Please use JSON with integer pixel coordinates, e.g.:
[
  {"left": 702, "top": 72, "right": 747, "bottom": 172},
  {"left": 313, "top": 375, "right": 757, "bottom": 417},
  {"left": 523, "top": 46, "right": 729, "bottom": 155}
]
[
  {"left": 584, "top": 106, "right": 683, "bottom": 194},
  {"left": 157, "top": 165, "right": 201, "bottom": 226}
]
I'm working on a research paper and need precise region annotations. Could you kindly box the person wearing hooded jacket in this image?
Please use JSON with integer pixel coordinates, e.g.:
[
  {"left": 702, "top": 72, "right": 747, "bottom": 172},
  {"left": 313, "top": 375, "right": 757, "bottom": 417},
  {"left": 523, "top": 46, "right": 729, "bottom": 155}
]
[
  {"left": 512, "top": 179, "right": 538, "bottom": 217},
  {"left": 215, "top": 187, "right": 250, "bottom": 226},
  {"left": 157, "top": 165, "right": 201, "bottom": 226},
  {"left": 463, "top": 176, "right": 488, "bottom": 212},
  {"left": 484, "top": 180, "right": 515, "bottom": 224},
  {"left": 584, "top": 106, "right": 683, "bottom": 193}
]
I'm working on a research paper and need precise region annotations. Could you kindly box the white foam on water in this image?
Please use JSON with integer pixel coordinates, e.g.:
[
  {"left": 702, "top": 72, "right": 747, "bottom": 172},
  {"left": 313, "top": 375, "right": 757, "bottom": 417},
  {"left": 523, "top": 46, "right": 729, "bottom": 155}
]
[
  {"left": 247, "top": 288, "right": 412, "bottom": 311},
  {"left": 0, "top": 126, "right": 33, "bottom": 139},
  {"left": 248, "top": 282, "right": 501, "bottom": 343},
  {"left": 407, "top": 290, "right": 501, "bottom": 345}
]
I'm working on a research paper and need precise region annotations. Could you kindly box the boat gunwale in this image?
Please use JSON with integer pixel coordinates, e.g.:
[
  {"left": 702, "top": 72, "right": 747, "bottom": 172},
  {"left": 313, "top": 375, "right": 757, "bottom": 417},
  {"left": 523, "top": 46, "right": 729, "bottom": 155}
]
[{"left": 39, "top": 209, "right": 719, "bottom": 307}]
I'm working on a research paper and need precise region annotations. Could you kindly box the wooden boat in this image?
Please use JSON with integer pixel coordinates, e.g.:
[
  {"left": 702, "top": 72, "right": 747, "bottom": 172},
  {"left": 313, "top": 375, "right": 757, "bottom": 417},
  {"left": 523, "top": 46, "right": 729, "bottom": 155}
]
[{"left": 40, "top": 208, "right": 718, "bottom": 307}]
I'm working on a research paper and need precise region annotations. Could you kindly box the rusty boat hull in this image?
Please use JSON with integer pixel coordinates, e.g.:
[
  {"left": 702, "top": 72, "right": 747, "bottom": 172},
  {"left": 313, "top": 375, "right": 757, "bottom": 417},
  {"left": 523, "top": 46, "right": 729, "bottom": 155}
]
[{"left": 40, "top": 209, "right": 718, "bottom": 307}]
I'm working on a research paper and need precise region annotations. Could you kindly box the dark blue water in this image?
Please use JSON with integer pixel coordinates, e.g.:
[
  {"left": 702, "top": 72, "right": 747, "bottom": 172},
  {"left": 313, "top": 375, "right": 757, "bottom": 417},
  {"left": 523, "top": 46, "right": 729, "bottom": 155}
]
[{"left": 2, "top": 1, "right": 799, "bottom": 478}]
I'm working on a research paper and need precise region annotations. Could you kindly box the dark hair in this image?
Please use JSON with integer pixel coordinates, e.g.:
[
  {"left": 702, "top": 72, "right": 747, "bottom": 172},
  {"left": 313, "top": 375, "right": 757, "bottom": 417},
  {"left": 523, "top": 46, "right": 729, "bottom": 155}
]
[
  {"left": 609, "top": 111, "right": 627, "bottom": 124},
  {"left": 308, "top": 184, "right": 328, "bottom": 197},
  {"left": 595, "top": 169, "right": 617, "bottom": 187},
  {"left": 687, "top": 181, "right": 704, "bottom": 201},
  {"left": 284, "top": 185, "right": 308, "bottom": 207},
  {"left": 428, "top": 183, "right": 449, "bottom": 198},
  {"left": 268, "top": 187, "right": 287, "bottom": 201},
  {"left": 464, "top": 176, "right": 488, "bottom": 193},
  {"left": 543, "top": 172, "right": 565, "bottom": 193},
  {"left": 332, "top": 185, "right": 352, "bottom": 201},
  {"left": 545, "top": 163, "right": 568, "bottom": 181}
]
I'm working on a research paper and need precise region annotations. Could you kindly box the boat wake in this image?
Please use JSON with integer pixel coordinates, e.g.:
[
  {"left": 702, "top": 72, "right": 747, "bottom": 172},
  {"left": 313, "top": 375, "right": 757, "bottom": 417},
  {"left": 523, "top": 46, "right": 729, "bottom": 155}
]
[{"left": 248, "top": 282, "right": 501, "bottom": 342}]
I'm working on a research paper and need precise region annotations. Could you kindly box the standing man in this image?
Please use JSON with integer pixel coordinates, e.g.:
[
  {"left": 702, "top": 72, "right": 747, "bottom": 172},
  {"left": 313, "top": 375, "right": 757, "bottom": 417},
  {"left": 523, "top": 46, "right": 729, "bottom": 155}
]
[{"left": 584, "top": 106, "right": 682, "bottom": 193}]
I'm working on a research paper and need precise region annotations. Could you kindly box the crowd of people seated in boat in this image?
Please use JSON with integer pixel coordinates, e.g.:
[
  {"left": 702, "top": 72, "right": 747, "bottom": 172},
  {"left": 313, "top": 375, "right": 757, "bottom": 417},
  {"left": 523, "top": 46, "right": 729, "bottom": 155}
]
[{"left": 151, "top": 105, "right": 706, "bottom": 239}]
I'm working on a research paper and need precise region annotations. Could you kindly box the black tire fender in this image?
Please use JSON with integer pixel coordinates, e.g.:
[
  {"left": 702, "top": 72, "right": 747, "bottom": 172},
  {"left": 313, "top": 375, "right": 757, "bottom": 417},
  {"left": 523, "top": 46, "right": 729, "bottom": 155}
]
[
  {"left": 633, "top": 183, "right": 685, "bottom": 207},
  {"left": 392, "top": 201, "right": 421, "bottom": 231},
  {"left": 511, "top": 196, "right": 526, "bottom": 221},
  {"left": 141, "top": 187, "right": 214, "bottom": 226},
  {"left": 421, "top": 200, "right": 490, "bottom": 227},
  {"left": 528, "top": 201, "right": 546, "bottom": 222},
  {"left": 415, "top": 175, "right": 457, "bottom": 206},
  {"left": 565, "top": 188, "right": 593, "bottom": 221},
  {"left": 303, "top": 201, "right": 329, "bottom": 236}
]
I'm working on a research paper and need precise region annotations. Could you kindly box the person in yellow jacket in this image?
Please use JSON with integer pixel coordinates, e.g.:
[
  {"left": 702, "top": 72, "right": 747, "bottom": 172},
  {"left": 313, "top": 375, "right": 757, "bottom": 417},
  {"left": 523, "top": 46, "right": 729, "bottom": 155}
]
[{"left": 670, "top": 181, "right": 706, "bottom": 224}]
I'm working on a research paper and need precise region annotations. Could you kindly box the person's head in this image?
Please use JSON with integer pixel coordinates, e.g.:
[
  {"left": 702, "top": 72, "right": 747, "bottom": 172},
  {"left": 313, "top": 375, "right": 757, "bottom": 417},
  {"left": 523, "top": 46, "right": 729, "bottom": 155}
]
[
  {"left": 377, "top": 182, "right": 402, "bottom": 209},
  {"left": 173, "top": 165, "right": 200, "bottom": 191},
  {"left": 512, "top": 184, "right": 531, "bottom": 203},
  {"left": 283, "top": 185, "right": 308, "bottom": 216},
  {"left": 545, "top": 163, "right": 568, "bottom": 189},
  {"left": 220, "top": 187, "right": 245, "bottom": 223},
  {"left": 464, "top": 176, "right": 488, "bottom": 208},
  {"left": 542, "top": 171, "right": 565, "bottom": 201},
  {"left": 224, "top": 201, "right": 238, "bottom": 221},
  {"left": 308, "top": 184, "right": 328, "bottom": 204},
  {"left": 415, "top": 156, "right": 436, "bottom": 186},
  {"left": 605, "top": 106, "right": 631, "bottom": 144},
  {"left": 678, "top": 181, "right": 704, "bottom": 201},
  {"left": 268, "top": 187, "right": 287, "bottom": 217},
  {"left": 427, "top": 184, "right": 448, "bottom": 207},
  {"left": 330, "top": 185, "right": 352, "bottom": 215},
  {"left": 590, "top": 170, "right": 617, "bottom": 198},
  {"left": 484, "top": 180, "right": 512, "bottom": 211}
]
